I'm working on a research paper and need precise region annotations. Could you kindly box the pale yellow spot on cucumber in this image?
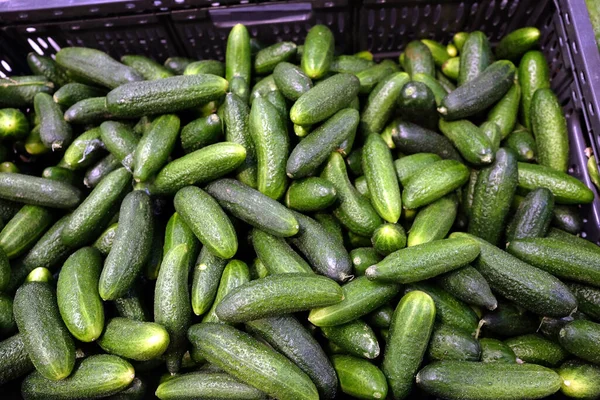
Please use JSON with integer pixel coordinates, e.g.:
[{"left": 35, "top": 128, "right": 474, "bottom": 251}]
[{"left": 199, "top": 263, "right": 207, "bottom": 271}]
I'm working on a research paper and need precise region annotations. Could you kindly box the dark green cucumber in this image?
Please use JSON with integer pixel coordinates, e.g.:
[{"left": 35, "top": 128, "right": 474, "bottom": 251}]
[
  {"left": 361, "top": 72, "right": 410, "bottom": 135},
  {"left": 416, "top": 361, "right": 561, "bottom": 400},
  {"left": 0, "top": 76, "right": 54, "bottom": 107},
  {"left": 191, "top": 247, "right": 227, "bottom": 316},
  {"left": 99, "top": 190, "right": 153, "bottom": 300},
  {"left": 163, "top": 57, "right": 193, "bottom": 74},
  {"left": 331, "top": 355, "right": 388, "bottom": 400},
  {"left": 0, "top": 251, "right": 9, "bottom": 293},
  {"left": 21, "top": 354, "right": 135, "bottom": 399},
  {"left": 451, "top": 232, "right": 577, "bottom": 317},
  {"left": 504, "top": 127, "right": 537, "bottom": 162},
  {"left": 100, "top": 121, "right": 139, "bottom": 171},
  {"left": 53, "top": 83, "right": 107, "bottom": 108},
  {"left": 121, "top": 55, "right": 173, "bottom": 80},
  {"left": 0, "top": 108, "right": 29, "bottom": 141},
  {"left": 421, "top": 39, "right": 450, "bottom": 67},
  {"left": 183, "top": 60, "right": 225, "bottom": 77},
  {"left": 458, "top": 31, "right": 494, "bottom": 85},
  {"left": 308, "top": 276, "right": 399, "bottom": 327},
  {"left": 348, "top": 232, "right": 373, "bottom": 249},
  {"left": 113, "top": 287, "right": 148, "bottom": 322},
  {"left": 412, "top": 73, "right": 448, "bottom": 106},
  {"left": 547, "top": 227, "right": 600, "bottom": 253},
  {"left": 84, "top": 154, "right": 121, "bottom": 188},
  {"left": 487, "top": 82, "right": 521, "bottom": 139},
  {"left": 155, "top": 372, "right": 266, "bottom": 400},
  {"left": 0, "top": 173, "right": 81, "bottom": 209},
  {"left": 350, "top": 247, "right": 382, "bottom": 276},
  {"left": 383, "top": 290, "right": 435, "bottom": 398},
  {"left": 479, "top": 338, "right": 518, "bottom": 363},
  {"left": 402, "top": 159, "right": 470, "bottom": 209},
  {"left": 106, "top": 74, "right": 228, "bottom": 118},
  {"left": 14, "top": 281, "right": 75, "bottom": 380},
  {"left": 27, "top": 53, "right": 69, "bottom": 86},
  {"left": 391, "top": 119, "right": 463, "bottom": 161},
  {"left": 397, "top": 81, "right": 438, "bottom": 130},
  {"left": 552, "top": 204, "right": 584, "bottom": 233},
  {"left": 480, "top": 301, "right": 539, "bottom": 337},
  {"left": 356, "top": 63, "right": 394, "bottom": 94},
  {"left": 496, "top": 27, "right": 541, "bottom": 60},
  {"left": 441, "top": 57, "right": 460, "bottom": 80},
  {"left": 56, "top": 247, "right": 104, "bottom": 342},
  {"left": 290, "top": 73, "right": 360, "bottom": 126},
  {"left": 154, "top": 244, "right": 192, "bottom": 373},
  {"left": 558, "top": 359, "right": 600, "bottom": 399},
  {"left": 35, "top": 92, "right": 72, "bottom": 150},
  {"left": 438, "top": 119, "right": 494, "bottom": 165},
  {"left": 480, "top": 121, "right": 502, "bottom": 152},
  {"left": 506, "top": 187, "right": 554, "bottom": 241},
  {"left": 180, "top": 114, "right": 222, "bottom": 154},
  {"left": 531, "top": 88, "right": 569, "bottom": 172},
  {"left": 314, "top": 212, "right": 344, "bottom": 244},
  {"left": 366, "top": 304, "right": 394, "bottom": 329},
  {"left": 150, "top": 142, "right": 246, "bottom": 195},
  {"left": 202, "top": 259, "right": 250, "bottom": 323},
  {"left": 346, "top": 147, "right": 364, "bottom": 176},
  {"left": 394, "top": 153, "right": 442, "bottom": 187},
  {"left": 133, "top": 114, "right": 180, "bottom": 182},
  {"left": 252, "top": 228, "right": 312, "bottom": 275},
  {"left": 64, "top": 96, "right": 112, "bottom": 125},
  {"left": 61, "top": 127, "right": 104, "bottom": 170},
  {"left": 0, "top": 334, "right": 34, "bottom": 385},
  {"left": 518, "top": 162, "right": 594, "bottom": 204},
  {"left": 301, "top": 24, "right": 334, "bottom": 80},
  {"left": 519, "top": 51, "right": 551, "bottom": 130},
  {"left": 254, "top": 42, "right": 297, "bottom": 74},
  {"left": 262, "top": 89, "right": 287, "bottom": 122},
  {"left": 285, "top": 177, "right": 337, "bottom": 212},
  {"left": 0, "top": 205, "right": 53, "bottom": 259},
  {"left": 469, "top": 148, "right": 518, "bottom": 245},
  {"left": 246, "top": 316, "right": 337, "bottom": 399},
  {"left": 331, "top": 55, "right": 374, "bottom": 74},
  {"left": 355, "top": 175, "right": 370, "bottom": 198},
  {"left": 437, "top": 266, "right": 497, "bottom": 310},
  {"left": 0, "top": 292, "right": 15, "bottom": 335},
  {"left": 41, "top": 166, "right": 73, "bottom": 184},
  {"left": 273, "top": 61, "right": 313, "bottom": 101},
  {"left": 371, "top": 223, "right": 406, "bottom": 255},
  {"left": 559, "top": 320, "right": 600, "bottom": 364},
  {"left": 505, "top": 334, "right": 567, "bottom": 367},
  {"left": 322, "top": 319, "right": 380, "bottom": 359},
  {"left": 408, "top": 194, "right": 457, "bottom": 246},
  {"left": 106, "top": 377, "right": 146, "bottom": 400},
  {"left": 565, "top": 282, "right": 600, "bottom": 320},
  {"left": 163, "top": 212, "right": 199, "bottom": 268},
  {"left": 427, "top": 323, "right": 481, "bottom": 361},
  {"left": 404, "top": 40, "right": 435, "bottom": 77}
]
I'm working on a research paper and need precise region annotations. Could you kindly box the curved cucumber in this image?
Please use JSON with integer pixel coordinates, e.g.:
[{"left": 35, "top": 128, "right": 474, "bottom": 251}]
[
  {"left": 98, "top": 318, "right": 169, "bottom": 361},
  {"left": 191, "top": 247, "right": 227, "bottom": 316}
]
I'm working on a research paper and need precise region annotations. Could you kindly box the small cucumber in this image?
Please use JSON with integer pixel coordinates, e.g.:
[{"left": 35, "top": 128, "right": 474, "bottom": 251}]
[
  {"left": 391, "top": 119, "right": 463, "bottom": 161},
  {"left": 121, "top": 55, "right": 173, "bottom": 80},
  {"left": 0, "top": 334, "right": 34, "bottom": 385},
  {"left": 559, "top": 320, "right": 600, "bottom": 364},
  {"left": 383, "top": 290, "right": 435, "bottom": 399},
  {"left": 519, "top": 51, "right": 551, "bottom": 130},
  {"left": 180, "top": 114, "right": 222, "bottom": 154},
  {"left": 0, "top": 162, "right": 19, "bottom": 174},
  {"left": 437, "top": 266, "right": 497, "bottom": 310},
  {"left": 0, "top": 205, "right": 53, "bottom": 259},
  {"left": 252, "top": 228, "right": 312, "bottom": 275},
  {"left": 504, "top": 127, "right": 537, "bottom": 162},
  {"left": 367, "top": 304, "right": 394, "bottom": 328},
  {"left": 496, "top": 27, "right": 541, "bottom": 60},
  {"left": 183, "top": 60, "right": 225, "bottom": 76},
  {"left": 480, "top": 301, "right": 539, "bottom": 337},
  {"left": 371, "top": 223, "right": 406, "bottom": 255},
  {"left": 314, "top": 212, "right": 345, "bottom": 245},
  {"left": 547, "top": 227, "right": 600, "bottom": 253},
  {"left": 133, "top": 114, "right": 180, "bottom": 182},
  {"left": 155, "top": 372, "right": 266, "bottom": 400},
  {"left": 397, "top": 81, "right": 438, "bottom": 130},
  {"left": 453, "top": 32, "right": 469, "bottom": 51},
  {"left": 408, "top": 194, "right": 457, "bottom": 246},
  {"left": 356, "top": 63, "right": 395, "bottom": 94},
  {"left": 518, "top": 162, "right": 594, "bottom": 204},
  {"left": 412, "top": 73, "right": 448, "bottom": 106},
  {"left": 164, "top": 57, "right": 193, "bottom": 74},
  {"left": 404, "top": 40, "right": 435, "bottom": 77},
  {"left": 34, "top": 92, "right": 72, "bottom": 150},
  {"left": 61, "top": 127, "right": 104, "bottom": 170},
  {"left": 0, "top": 76, "right": 53, "bottom": 107},
  {"left": 84, "top": 154, "right": 121, "bottom": 188},
  {"left": 226, "top": 23, "right": 251, "bottom": 84},
  {"left": 191, "top": 247, "right": 227, "bottom": 316},
  {"left": 350, "top": 247, "right": 382, "bottom": 276},
  {"left": 552, "top": 204, "right": 584, "bottom": 233},
  {"left": 427, "top": 323, "right": 481, "bottom": 361},
  {"left": 558, "top": 360, "right": 600, "bottom": 399},
  {"left": 254, "top": 42, "right": 296, "bottom": 74},
  {"left": 163, "top": 212, "right": 199, "bottom": 265},
  {"left": 301, "top": 24, "right": 334, "bottom": 79},
  {"left": 531, "top": 87, "right": 569, "bottom": 172},
  {"left": 24, "top": 125, "right": 49, "bottom": 156},
  {"left": 64, "top": 96, "right": 112, "bottom": 125},
  {"left": 202, "top": 259, "right": 250, "bottom": 323},
  {"left": 98, "top": 318, "right": 169, "bottom": 361},
  {"left": 360, "top": 72, "right": 410, "bottom": 135},
  {"left": 0, "top": 172, "right": 81, "bottom": 209},
  {"left": 421, "top": 39, "right": 450, "bottom": 67},
  {"left": 479, "top": 338, "right": 518, "bottom": 363},
  {"left": 272, "top": 62, "right": 313, "bottom": 102},
  {"left": 27, "top": 53, "right": 69, "bottom": 86},
  {"left": 441, "top": 56, "right": 460, "bottom": 80},
  {"left": 250, "top": 75, "right": 277, "bottom": 103},
  {"left": 438, "top": 119, "right": 494, "bottom": 165},
  {"left": 487, "top": 82, "right": 521, "bottom": 139},
  {"left": 331, "top": 355, "right": 388, "bottom": 400},
  {"left": 458, "top": 31, "right": 493, "bottom": 85},
  {"left": 285, "top": 177, "right": 337, "bottom": 212},
  {"left": 100, "top": 121, "right": 139, "bottom": 171},
  {"left": 322, "top": 319, "right": 380, "bottom": 359},
  {"left": 505, "top": 334, "right": 567, "bottom": 367},
  {"left": 480, "top": 121, "right": 502, "bottom": 153},
  {"left": 53, "top": 83, "right": 107, "bottom": 108},
  {"left": 395, "top": 153, "right": 442, "bottom": 187},
  {"left": 506, "top": 187, "right": 554, "bottom": 241},
  {"left": 0, "top": 108, "right": 29, "bottom": 140}
]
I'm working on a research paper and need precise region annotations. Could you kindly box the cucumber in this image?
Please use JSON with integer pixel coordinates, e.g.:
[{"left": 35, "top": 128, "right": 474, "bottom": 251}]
[
  {"left": 272, "top": 62, "right": 312, "bottom": 102},
  {"left": 519, "top": 51, "right": 551, "bottom": 130},
  {"left": 0, "top": 76, "right": 54, "bottom": 107},
  {"left": 508, "top": 237, "right": 600, "bottom": 287},
  {"left": 163, "top": 57, "right": 193, "bottom": 74},
  {"left": 447, "top": 43, "right": 458, "bottom": 57},
  {"left": 314, "top": 212, "right": 345, "bottom": 244},
  {"left": 331, "top": 355, "right": 388, "bottom": 400},
  {"left": 371, "top": 223, "right": 406, "bottom": 255},
  {"left": 27, "top": 53, "right": 69, "bottom": 86},
  {"left": 250, "top": 75, "right": 277, "bottom": 103},
  {"left": 294, "top": 123, "right": 312, "bottom": 138},
  {"left": 361, "top": 72, "right": 410, "bottom": 135},
  {"left": 346, "top": 147, "right": 364, "bottom": 176},
  {"left": 350, "top": 247, "right": 382, "bottom": 276},
  {"left": 348, "top": 232, "right": 373, "bottom": 249},
  {"left": 547, "top": 227, "right": 600, "bottom": 253},
  {"left": 301, "top": 24, "right": 334, "bottom": 79},
  {"left": 552, "top": 204, "right": 584, "bottom": 233},
  {"left": 480, "top": 121, "right": 502, "bottom": 152},
  {"left": 225, "top": 25, "right": 251, "bottom": 88},
  {"left": 106, "top": 75, "right": 228, "bottom": 118},
  {"left": 24, "top": 126, "right": 48, "bottom": 156},
  {"left": 412, "top": 73, "right": 448, "bottom": 106},
  {"left": 559, "top": 320, "right": 600, "bottom": 364},
  {"left": 394, "top": 153, "right": 441, "bottom": 187},
  {"left": 480, "top": 301, "right": 539, "bottom": 337},
  {"left": 34, "top": 92, "right": 72, "bottom": 150},
  {"left": 404, "top": 40, "right": 435, "bottom": 77},
  {"left": 215, "top": 273, "right": 342, "bottom": 323},
  {"left": 100, "top": 121, "right": 139, "bottom": 171},
  {"left": 539, "top": 309, "right": 587, "bottom": 341},
  {"left": 479, "top": 338, "right": 518, "bottom": 363},
  {"left": 383, "top": 290, "right": 435, "bottom": 399},
  {"left": 262, "top": 89, "right": 287, "bottom": 121},
  {"left": 252, "top": 228, "right": 312, "bottom": 275},
  {"left": 84, "top": 154, "right": 121, "bottom": 188},
  {"left": 505, "top": 334, "right": 567, "bottom": 367},
  {"left": 402, "top": 159, "right": 470, "bottom": 209},
  {"left": 99, "top": 190, "right": 153, "bottom": 300},
  {"left": 355, "top": 175, "right": 370, "bottom": 198},
  {"left": 155, "top": 372, "right": 266, "bottom": 400},
  {"left": 255, "top": 42, "right": 297, "bottom": 74},
  {"left": 191, "top": 247, "right": 227, "bottom": 316},
  {"left": 309, "top": 276, "right": 399, "bottom": 327},
  {"left": 0, "top": 205, "right": 53, "bottom": 259},
  {"left": 440, "top": 61, "right": 516, "bottom": 121},
  {"left": 121, "top": 55, "right": 173, "bottom": 80},
  {"left": 163, "top": 212, "right": 199, "bottom": 264},
  {"left": 0, "top": 108, "right": 29, "bottom": 140},
  {"left": 0, "top": 162, "right": 19, "bottom": 174},
  {"left": 558, "top": 360, "right": 600, "bottom": 399},
  {"left": 53, "top": 83, "right": 107, "bottom": 108},
  {"left": 63, "top": 96, "right": 112, "bottom": 125},
  {"left": 506, "top": 187, "right": 554, "bottom": 241},
  {"left": 133, "top": 114, "right": 180, "bottom": 182},
  {"left": 421, "top": 39, "right": 450, "bottom": 67},
  {"left": 427, "top": 323, "right": 481, "bottom": 361},
  {"left": 149, "top": 142, "right": 246, "bottom": 195},
  {"left": 565, "top": 282, "right": 600, "bottom": 320},
  {"left": 98, "top": 318, "right": 169, "bottom": 362},
  {"left": 331, "top": 55, "right": 373, "bottom": 74},
  {"left": 504, "top": 127, "right": 537, "bottom": 162},
  {"left": 469, "top": 148, "right": 518, "bottom": 245},
  {"left": 202, "top": 259, "right": 250, "bottom": 323},
  {"left": 453, "top": 32, "right": 469, "bottom": 51},
  {"left": 441, "top": 57, "right": 460, "bottom": 80},
  {"left": 458, "top": 31, "right": 493, "bottom": 86},
  {"left": 26, "top": 267, "right": 53, "bottom": 283},
  {"left": 437, "top": 266, "right": 497, "bottom": 310},
  {"left": 108, "top": 377, "right": 146, "bottom": 400},
  {"left": 290, "top": 73, "right": 360, "bottom": 126},
  {"left": 56, "top": 247, "right": 104, "bottom": 342},
  {"left": 496, "top": 27, "right": 541, "bottom": 60},
  {"left": 206, "top": 178, "right": 299, "bottom": 237},
  {"left": 246, "top": 316, "right": 337, "bottom": 399},
  {"left": 174, "top": 186, "right": 237, "bottom": 259},
  {"left": 451, "top": 232, "right": 577, "bottom": 317},
  {"left": 287, "top": 108, "right": 359, "bottom": 179},
  {"left": 183, "top": 60, "right": 225, "bottom": 77},
  {"left": 61, "top": 127, "right": 104, "bottom": 171},
  {"left": 14, "top": 281, "right": 75, "bottom": 380},
  {"left": 21, "top": 354, "right": 135, "bottom": 399},
  {"left": 321, "top": 319, "right": 380, "bottom": 359},
  {"left": 367, "top": 304, "right": 394, "bottom": 328},
  {"left": 113, "top": 287, "right": 148, "bottom": 322},
  {"left": 0, "top": 334, "right": 34, "bottom": 385},
  {"left": 356, "top": 63, "right": 394, "bottom": 94},
  {"left": 416, "top": 361, "right": 561, "bottom": 400},
  {"left": 0, "top": 293, "right": 15, "bottom": 335},
  {"left": 189, "top": 322, "right": 319, "bottom": 400},
  {"left": 154, "top": 244, "right": 192, "bottom": 373},
  {"left": 249, "top": 97, "right": 288, "bottom": 200},
  {"left": 518, "top": 162, "right": 594, "bottom": 204},
  {"left": 438, "top": 119, "right": 494, "bottom": 165},
  {"left": 405, "top": 282, "right": 480, "bottom": 334},
  {"left": 408, "top": 194, "right": 457, "bottom": 246},
  {"left": 180, "top": 114, "right": 222, "bottom": 154},
  {"left": 397, "top": 81, "right": 438, "bottom": 130},
  {"left": 589, "top": 155, "right": 600, "bottom": 190},
  {"left": 487, "top": 82, "right": 520, "bottom": 140},
  {"left": 531, "top": 88, "right": 569, "bottom": 172},
  {"left": 285, "top": 177, "right": 337, "bottom": 212},
  {"left": 391, "top": 119, "right": 463, "bottom": 161},
  {"left": 321, "top": 152, "right": 383, "bottom": 237}
]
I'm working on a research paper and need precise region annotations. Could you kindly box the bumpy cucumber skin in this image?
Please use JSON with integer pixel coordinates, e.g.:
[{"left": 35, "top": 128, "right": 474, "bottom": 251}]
[
  {"left": 0, "top": 334, "right": 34, "bottom": 385},
  {"left": 531, "top": 88, "right": 569, "bottom": 172},
  {"left": 27, "top": 53, "right": 69, "bottom": 86},
  {"left": 53, "top": 83, "right": 107, "bottom": 108},
  {"left": 558, "top": 359, "right": 600, "bottom": 400},
  {"left": 566, "top": 282, "right": 600, "bottom": 320},
  {"left": 437, "top": 266, "right": 497, "bottom": 310},
  {"left": 301, "top": 24, "right": 334, "bottom": 80},
  {"left": 504, "top": 334, "right": 567, "bottom": 367},
  {"left": 506, "top": 187, "right": 554, "bottom": 242},
  {"left": 100, "top": 121, "right": 139, "bottom": 170},
  {"left": 487, "top": 83, "right": 521, "bottom": 139},
  {"left": 184, "top": 60, "right": 225, "bottom": 77},
  {"left": 395, "top": 153, "right": 442, "bottom": 187},
  {"left": 155, "top": 372, "right": 266, "bottom": 400},
  {"left": 252, "top": 228, "right": 312, "bottom": 274},
  {"left": 84, "top": 154, "right": 121, "bottom": 189},
  {"left": 427, "top": 323, "right": 481, "bottom": 361},
  {"left": 479, "top": 338, "right": 518, "bottom": 363},
  {"left": 438, "top": 119, "right": 494, "bottom": 165},
  {"left": 504, "top": 128, "right": 537, "bottom": 162},
  {"left": 202, "top": 260, "right": 250, "bottom": 324},
  {"left": 350, "top": 247, "right": 382, "bottom": 276},
  {"left": 547, "top": 227, "right": 600, "bottom": 253},
  {"left": 361, "top": 72, "right": 410, "bottom": 135},
  {"left": 519, "top": 50, "right": 551, "bottom": 130},
  {"left": 391, "top": 119, "right": 463, "bottom": 161},
  {"left": 0, "top": 76, "right": 54, "bottom": 108},
  {"left": 408, "top": 194, "right": 457, "bottom": 246},
  {"left": 517, "top": 162, "right": 594, "bottom": 204},
  {"left": 458, "top": 31, "right": 493, "bottom": 86},
  {"left": 331, "top": 355, "right": 388, "bottom": 400},
  {"left": 481, "top": 301, "right": 539, "bottom": 337},
  {"left": 404, "top": 40, "right": 435, "bottom": 77},
  {"left": 191, "top": 247, "right": 227, "bottom": 316},
  {"left": 0, "top": 205, "right": 53, "bottom": 259},
  {"left": 254, "top": 42, "right": 297, "bottom": 74},
  {"left": 322, "top": 319, "right": 380, "bottom": 359},
  {"left": 356, "top": 63, "right": 395, "bottom": 94},
  {"left": 273, "top": 61, "right": 313, "bottom": 101},
  {"left": 133, "top": 114, "right": 181, "bottom": 182},
  {"left": 61, "top": 127, "right": 104, "bottom": 170},
  {"left": 285, "top": 177, "right": 337, "bottom": 212},
  {"left": 552, "top": 205, "right": 584, "bottom": 233},
  {"left": 496, "top": 27, "right": 541, "bottom": 60},
  {"left": 98, "top": 318, "right": 169, "bottom": 362},
  {"left": 36, "top": 91, "right": 73, "bottom": 149},
  {"left": 121, "top": 55, "right": 173, "bottom": 80},
  {"left": 559, "top": 320, "right": 600, "bottom": 364},
  {"left": 371, "top": 223, "right": 406, "bottom": 255},
  {"left": 64, "top": 97, "right": 112, "bottom": 125}
]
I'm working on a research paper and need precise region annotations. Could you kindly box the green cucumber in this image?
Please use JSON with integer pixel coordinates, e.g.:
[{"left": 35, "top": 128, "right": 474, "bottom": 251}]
[
  {"left": 107, "top": 377, "right": 146, "bottom": 400},
  {"left": 53, "top": 83, "right": 107, "bottom": 108},
  {"left": 480, "top": 301, "right": 539, "bottom": 337},
  {"left": 371, "top": 223, "right": 406, "bottom": 255},
  {"left": 133, "top": 114, "right": 180, "bottom": 182},
  {"left": 469, "top": 148, "right": 518, "bottom": 245},
  {"left": 0, "top": 334, "right": 34, "bottom": 385},
  {"left": 504, "top": 334, "right": 567, "bottom": 367},
  {"left": 98, "top": 317, "right": 169, "bottom": 361},
  {"left": 21, "top": 354, "right": 135, "bottom": 399},
  {"left": 438, "top": 119, "right": 494, "bottom": 165},
  {"left": 559, "top": 320, "right": 600, "bottom": 364},
  {"left": 24, "top": 125, "right": 48, "bottom": 156},
  {"left": 273, "top": 62, "right": 313, "bottom": 101},
  {"left": 287, "top": 108, "right": 359, "bottom": 179},
  {"left": 437, "top": 266, "right": 497, "bottom": 310},
  {"left": 441, "top": 57, "right": 460, "bottom": 80},
  {"left": 367, "top": 306, "right": 393, "bottom": 330},
  {"left": 346, "top": 147, "right": 364, "bottom": 176},
  {"left": 202, "top": 259, "right": 250, "bottom": 323},
  {"left": 113, "top": 287, "right": 148, "bottom": 322},
  {"left": 330, "top": 55, "right": 374, "bottom": 74},
  {"left": 552, "top": 204, "right": 584, "bottom": 233},
  {"left": 447, "top": 43, "right": 458, "bottom": 57},
  {"left": 0, "top": 76, "right": 53, "bottom": 107},
  {"left": 0, "top": 172, "right": 81, "bottom": 209},
  {"left": 487, "top": 82, "right": 520, "bottom": 139},
  {"left": 531, "top": 87, "right": 569, "bottom": 172},
  {"left": 518, "top": 162, "right": 594, "bottom": 204},
  {"left": 14, "top": 281, "right": 75, "bottom": 380},
  {"left": 181, "top": 114, "right": 222, "bottom": 154},
  {"left": 106, "top": 74, "right": 228, "bottom": 118},
  {"left": 84, "top": 154, "right": 121, "bottom": 188},
  {"left": 183, "top": 60, "right": 225, "bottom": 77},
  {"left": 408, "top": 194, "right": 457, "bottom": 246},
  {"left": 394, "top": 153, "right": 441, "bottom": 187},
  {"left": 255, "top": 42, "right": 297, "bottom": 74},
  {"left": 402, "top": 159, "right": 470, "bottom": 209},
  {"left": 391, "top": 119, "right": 463, "bottom": 161},
  {"left": 519, "top": 51, "right": 551, "bottom": 130},
  {"left": 558, "top": 360, "right": 600, "bottom": 399},
  {"left": 301, "top": 24, "right": 334, "bottom": 79},
  {"left": 361, "top": 72, "right": 410, "bottom": 135},
  {"left": 480, "top": 121, "right": 502, "bottom": 152},
  {"left": 263, "top": 89, "right": 287, "bottom": 122},
  {"left": 451, "top": 232, "right": 577, "bottom": 317},
  {"left": 285, "top": 177, "right": 337, "bottom": 212},
  {"left": 155, "top": 372, "right": 266, "bottom": 400},
  {"left": 331, "top": 355, "right": 388, "bottom": 400},
  {"left": 64, "top": 96, "right": 112, "bottom": 125},
  {"left": 565, "top": 282, "right": 600, "bottom": 320},
  {"left": 547, "top": 227, "right": 600, "bottom": 253},
  {"left": 416, "top": 361, "right": 561, "bottom": 400},
  {"left": 290, "top": 73, "right": 360, "bottom": 126},
  {"left": 100, "top": 121, "right": 139, "bottom": 171},
  {"left": 150, "top": 142, "right": 246, "bottom": 195},
  {"left": 206, "top": 178, "right": 299, "bottom": 237},
  {"left": 34, "top": 92, "right": 72, "bottom": 150},
  {"left": 589, "top": 154, "right": 600, "bottom": 190},
  {"left": 163, "top": 212, "right": 199, "bottom": 265},
  {"left": 252, "top": 228, "right": 312, "bottom": 275},
  {"left": 246, "top": 316, "right": 337, "bottom": 399},
  {"left": 164, "top": 57, "right": 194, "bottom": 74},
  {"left": 0, "top": 108, "right": 29, "bottom": 140},
  {"left": 61, "top": 127, "right": 104, "bottom": 170},
  {"left": 404, "top": 40, "right": 435, "bottom": 77},
  {"left": 504, "top": 127, "right": 537, "bottom": 162},
  {"left": 191, "top": 247, "right": 227, "bottom": 316},
  {"left": 308, "top": 276, "right": 399, "bottom": 327},
  {"left": 458, "top": 31, "right": 493, "bottom": 85},
  {"left": 314, "top": 212, "right": 344, "bottom": 244},
  {"left": 0, "top": 205, "right": 53, "bottom": 259},
  {"left": 250, "top": 75, "right": 277, "bottom": 103},
  {"left": 121, "top": 55, "right": 173, "bottom": 80},
  {"left": 0, "top": 251, "right": 9, "bottom": 293},
  {"left": 440, "top": 61, "right": 516, "bottom": 120},
  {"left": 349, "top": 232, "right": 372, "bottom": 249},
  {"left": 356, "top": 63, "right": 394, "bottom": 94},
  {"left": 383, "top": 290, "right": 435, "bottom": 398},
  {"left": 322, "top": 319, "right": 380, "bottom": 359},
  {"left": 453, "top": 32, "right": 469, "bottom": 51},
  {"left": 99, "top": 190, "right": 153, "bottom": 300},
  {"left": 421, "top": 39, "right": 450, "bottom": 67},
  {"left": 397, "top": 81, "right": 438, "bottom": 130},
  {"left": 355, "top": 175, "right": 370, "bottom": 198},
  {"left": 427, "top": 323, "right": 481, "bottom": 361},
  {"left": 0, "top": 293, "right": 15, "bottom": 335},
  {"left": 226, "top": 24, "right": 251, "bottom": 84},
  {"left": 412, "top": 73, "right": 448, "bottom": 106},
  {"left": 506, "top": 187, "right": 554, "bottom": 241},
  {"left": 350, "top": 247, "right": 382, "bottom": 276},
  {"left": 294, "top": 123, "right": 312, "bottom": 138},
  {"left": 0, "top": 162, "right": 19, "bottom": 174},
  {"left": 27, "top": 53, "right": 69, "bottom": 86},
  {"left": 496, "top": 27, "right": 541, "bottom": 60},
  {"left": 479, "top": 338, "right": 518, "bottom": 363}
]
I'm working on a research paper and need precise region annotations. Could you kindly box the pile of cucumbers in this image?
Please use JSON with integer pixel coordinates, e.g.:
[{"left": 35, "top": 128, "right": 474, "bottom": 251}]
[{"left": 0, "top": 21, "right": 599, "bottom": 400}]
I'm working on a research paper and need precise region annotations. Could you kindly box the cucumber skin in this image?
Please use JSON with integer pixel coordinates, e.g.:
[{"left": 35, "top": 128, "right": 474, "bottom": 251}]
[
  {"left": 285, "top": 177, "right": 337, "bottom": 212},
  {"left": 566, "top": 282, "right": 600, "bottom": 320},
  {"left": 395, "top": 153, "right": 442, "bottom": 187},
  {"left": 391, "top": 119, "right": 463, "bottom": 161},
  {"left": 517, "top": 162, "right": 594, "bottom": 204},
  {"left": 85, "top": 154, "right": 121, "bottom": 189},
  {"left": 301, "top": 24, "right": 334, "bottom": 80},
  {"left": 531, "top": 88, "right": 569, "bottom": 172},
  {"left": 458, "top": 31, "right": 493, "bottom": 86},
  {"left": 64, "top": 97, "right": 112, "bottom": 125},
  {"left": 350, "top": 247, "right": 382, "bottom": 276},
  {"left": 191, "top": 247, "right": 227, "bottom": 316},
  {"left": 558, "top": 359, "right": 600, "bottom": 399},
  {"left": 35, "top": 92, "right": 73, "bottom": 149},
  {"left": 0, "top": 205, "right": 53, "bottom": 259},
  {"left": 437, "top": 266, "right": 498, "bottom": 310},
  {"left": 98, "top": 318, "right": 169, "bottom": 362},
  {"left": 273, "top": 61, "right": 313, "bottom": 101},
  {"left": 416, "top": 361, "right": 562, "bottom": 400},
  {"left": 559, "top": 320, "right": 600, "bottom": 364},
  {"left": 155, "top": 372, "right": 266, "bottom": 400},
  {"left": 487, "top": 83, "right": 521, "bottom": 139},
  {"left": 504, "top": 334, "right": 568, "bottom": 367},
  {"left": 479, "top": 338, "right": 518, "bottom": 363},
  {"left": 383, "top": 291, "right": 436, "bottom": 399},
  {"left": 61, "top": 127, "right": 104, "bottom": 170},
  {"left": 552, "top": 205, "right": 583, "bottom": 233},
  {"left": 438, "top": 119, "right": 494, "bottom": 165},
  {"left": 427, "top": 323, "right": 481, "bottom": 361},
  {"left": 504, "top": 128, "right": 537, "bottom": 162},
  {"left": 255, "top": 42, "right": 297, "bottom": 74},
  {"left": 114, "top": 288, "right": 148, "bottom": 322},
  {"left": 121, "top": 55, "right": 173, "bottom": 80},
  {"left": 246, "top": 316, "right": 338, "bottom": 400},
  {"left": 331, "top": 355, "right": 388, "bottom": 400},
  {"left": 408, "top": 194, "right": 457, "bottom": 247},
  {"left": 0, "top": 173, "right": 82, "bottom": 210},
  {"left": 252, "top": 228, "right": 312, "bottom": 274},
  {"left": 321, "top": 319, "right": 380, "bottom": 359},
  {"left": 404, "top": 40, "right": 435, "bottom": 77},
  {"left": 361, "top": 72, "right": 410, "bottom": 135},
  {"left": 202, "top": 259, "right": 250, "bottom": 324},
  {"left": 371, "top": 223, "right": 406, "bottom": 256},
  {"left": 481, "top": 302, "right": 539, "bottom": 337},
  {"left": 496, "top": 27, "right": 541, "bottom": 60},
  {"left": 0, "top": 334, "right": 34, "bottom": 385},
  {"left": 188, "top": 322, "right": 319, "bottom": 400},
  {"left": 133, "top": 114, "right": 181, "bottom": 182},
  {"left": 519, "top": 51, "right": 551, "bottom": 131},
  {"left": 14, "top": 282, "right": 75, "bottom": 381},
  {"left": 506, "top": 187, "right": 554, "bottom": 242}
]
